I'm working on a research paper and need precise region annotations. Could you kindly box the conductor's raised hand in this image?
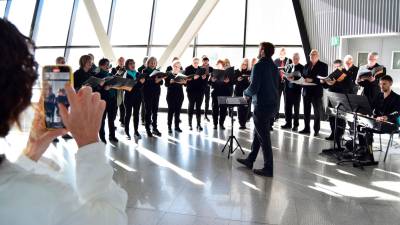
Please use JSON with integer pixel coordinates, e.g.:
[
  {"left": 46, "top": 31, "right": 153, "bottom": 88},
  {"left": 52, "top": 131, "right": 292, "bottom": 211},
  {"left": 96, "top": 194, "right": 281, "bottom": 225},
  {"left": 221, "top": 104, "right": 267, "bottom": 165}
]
[{"left": 59, "top": 84, "right": 106, "bottom": 148}]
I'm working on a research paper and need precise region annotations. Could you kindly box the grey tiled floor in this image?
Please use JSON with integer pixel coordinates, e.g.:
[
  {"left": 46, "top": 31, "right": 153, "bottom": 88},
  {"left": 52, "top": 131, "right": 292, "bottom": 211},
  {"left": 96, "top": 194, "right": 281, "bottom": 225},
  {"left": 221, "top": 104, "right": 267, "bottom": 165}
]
[
  {"left": 7, "top": 112, "right": 400, "bottom": 225},
  {"left": 104, "top": 113, "right": 400, "bottom": 225}
]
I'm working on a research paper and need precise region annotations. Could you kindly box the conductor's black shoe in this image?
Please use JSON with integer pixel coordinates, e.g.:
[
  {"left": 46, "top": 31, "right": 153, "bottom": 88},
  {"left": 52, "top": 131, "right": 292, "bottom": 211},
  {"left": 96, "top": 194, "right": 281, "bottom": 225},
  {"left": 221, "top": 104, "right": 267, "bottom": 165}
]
[
  {"left": 109, "top": 136, "right": 119, "bottom": 143},
  {"left": 197, "top": 125, "right": 203, "bottom": 131},
  {"left": 220, "top": 125, "right": 226, "bottom": 130},
  {"left": 236, "top": 158, "right": 253, "bottom": 170},
  {"left": 314, "top": 132, "right": 319, "bottom": 137},
  {"left": 292, "top": 126, "right": 298, "bottom": 132},
  {"left": 325, "top": 135, "right": 334, "bottom": 140},
  {"left": 175, "top": 127, "right": 183, "bottom": 133},
  {"left": 134, "top": 131, "right": 141, "bottom": 139},
  {"left": 270, "top": 127, "right": 274, "bottom": 131},
  {"left": 239, "top": 126, "right": 246, "bottom": 130},
  {"left": 189, "top": 125, "right": 193, "bottom": 130},
  {"left": 281, "top": 124, "right": 292, "bottom": 129},
  {"left": 213, "top": 125, "right": 218, "bottom": 129},
  {"left": 299, "top": 129, "right": 310, "bottom": 134},
  {"left": 152, "top": 129, "right": 162, "bottom": 136},
  {"left": 146, "top": 130, "right": 153, "bottom": 137},
  {"left": 253, "top": 168, "right": 273, "bottom": 177}
]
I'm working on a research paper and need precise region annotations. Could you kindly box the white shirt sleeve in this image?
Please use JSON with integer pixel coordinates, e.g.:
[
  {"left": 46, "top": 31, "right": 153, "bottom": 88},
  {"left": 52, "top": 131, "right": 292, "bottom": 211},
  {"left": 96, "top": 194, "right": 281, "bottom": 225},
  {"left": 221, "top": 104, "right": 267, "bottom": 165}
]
[{"left": 51, "top": 142, "right": 128, "bottom": 225}]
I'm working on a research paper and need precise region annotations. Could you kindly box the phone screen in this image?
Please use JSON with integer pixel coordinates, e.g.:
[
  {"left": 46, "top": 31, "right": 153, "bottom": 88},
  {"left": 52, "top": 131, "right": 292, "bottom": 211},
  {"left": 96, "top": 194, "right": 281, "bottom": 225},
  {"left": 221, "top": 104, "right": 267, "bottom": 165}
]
[{"left": 42, "top": 66, "right": 72, "bottom": 129}]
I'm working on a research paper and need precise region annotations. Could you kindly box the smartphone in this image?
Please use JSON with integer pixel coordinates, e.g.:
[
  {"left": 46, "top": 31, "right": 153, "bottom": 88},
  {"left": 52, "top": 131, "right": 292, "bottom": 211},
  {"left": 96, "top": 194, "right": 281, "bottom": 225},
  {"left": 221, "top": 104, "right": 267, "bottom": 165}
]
[{"left": 42, "top": 65, "right": 73, "bottom": 129}]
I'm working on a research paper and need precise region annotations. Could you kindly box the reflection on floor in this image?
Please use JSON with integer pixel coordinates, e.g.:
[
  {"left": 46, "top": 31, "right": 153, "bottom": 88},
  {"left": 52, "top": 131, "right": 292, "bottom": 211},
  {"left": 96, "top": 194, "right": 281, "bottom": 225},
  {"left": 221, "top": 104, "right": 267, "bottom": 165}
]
[
  {"left": 7, "top": 112, "right": 400, "bottom": 225},
  {"left": 106, "top": 113, "right": 400, "bottom": 225}
]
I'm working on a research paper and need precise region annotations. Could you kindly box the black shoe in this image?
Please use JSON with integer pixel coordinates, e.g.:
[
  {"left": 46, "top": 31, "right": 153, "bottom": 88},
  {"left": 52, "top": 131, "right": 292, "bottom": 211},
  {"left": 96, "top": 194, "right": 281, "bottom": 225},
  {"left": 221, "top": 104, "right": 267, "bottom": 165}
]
[
  {"left": 62, "top": 134, "right": 73, "bottom": 139},
  {"left": 197, "top": 125, "right": 203, "bottom": 131},
  {"left": 134, "top": 131, "right": 141, "bottom": 139},
  {"left": 253, "top": 168, "right": 273, "bottom": 177},
  {"left": 239, "top": 126, "right": 246, "bottom": 130},
  {"left": 189, "top": 126, "right": 193, "bottom": 131},
  {"left": 220, "top": 125, "right": 225, "bottom": 130},
  {"left": 100, "top": 136, "right": 107, "bottom": 144},
  {"left": 292, "top": 126, "right": 298, "bottom": 132},
  {"left": 213, "top": 125, "right": 218, "bottom": 130},
  {"left": 236, "top": 158, "right": 253, "bottom": 169},
  {"left": 147, "top": 130, "right": 153, "bottom": 137},
  {"left": 314, "top": 132, "right": 319, "bottom": 137},
  {"left": 126, "top": 134, "right": 131, "bottom": 140},
  {"left": 179, "top": 119, "right": 182, "bottom": 123},
  {"left": 152, "top": 129, "right": 162, "bottom": 136},
  {"left": 281, "top": 124, "right": 292, "bottom": 129},
  {"left": 52, "top": 138, "right": 59, "bottom": 143},
  {"left": 175, "top": 127, "right": 182, "bottom": 132},
  {"left": 270, "top": 127, "right": 274, "bottom": 131},
  {"left": 299, "top": 129, "right": 310, "bottom": 134},
  {"left": 325, "top": 135, "right": 334, "bottom": 140},
  {"left": 204, "top": 116, "right": 210, "bottom": 122},
  {"left": 109, "top": 136, "right": 119, "bottom": 143},
  {"left": 168, "top": 127, "right": 172, "bottom": 134}
]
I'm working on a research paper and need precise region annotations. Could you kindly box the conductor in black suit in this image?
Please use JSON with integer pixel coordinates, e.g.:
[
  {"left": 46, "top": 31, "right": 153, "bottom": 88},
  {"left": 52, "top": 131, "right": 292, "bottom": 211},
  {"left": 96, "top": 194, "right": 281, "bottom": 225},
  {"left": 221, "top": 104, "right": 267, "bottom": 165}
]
[
  {"left": 299, "top": 49, "right": 327, "bottom": 136},
  {"left": 237, "top": 42, "right": 280, "bottom": 177}
]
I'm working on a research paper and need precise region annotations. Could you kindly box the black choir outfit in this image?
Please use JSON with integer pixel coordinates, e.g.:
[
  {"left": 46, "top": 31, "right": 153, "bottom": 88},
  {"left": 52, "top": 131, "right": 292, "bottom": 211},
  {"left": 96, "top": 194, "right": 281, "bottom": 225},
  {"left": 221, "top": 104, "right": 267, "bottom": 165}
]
[
  {"left": 209, "top": 75, "right": 233, "bottom": 129},
  {"left": 142, "top": 67, "right": 163, "bottom": 136},
  {"left": 111, "top": 65, "right": 126, "bottom": 126},
  {"left": 165, "top": 72, "right": 184, "bottom": 132},
  {"left": 356, "top": 63, "right": 386, "bottom": 104},
  {"left": 322, "top": 68, "right": 354, "bottom": 149},
  {"left": 185, "top": 65, "right": 206, "bottom": 130},
  {"left": 124, "top": 70, "right": 143, "bottom": 139},
  {"left": 282, "top": 63, "right": 303, "bottom": 130},
  {"left": 273, "top": 57, "right": 293, "bottom": 121},
  {"left": 301, "top": 60, "right": 328, "bottom": 135},
  {"left": 73, "top": 68, "right": 91, "bottom": 91},
  {"left": 234, "top": 69, "right": 251, "bottom": 128},
  {"left": 203, "top": 66, "right": 213, "bottom": 120},
  {"left": 344, "top": 65, "right": 359, "bottom": 94},
  {"left": 94, "top": 69, "right": 118, "bottom": 142}
]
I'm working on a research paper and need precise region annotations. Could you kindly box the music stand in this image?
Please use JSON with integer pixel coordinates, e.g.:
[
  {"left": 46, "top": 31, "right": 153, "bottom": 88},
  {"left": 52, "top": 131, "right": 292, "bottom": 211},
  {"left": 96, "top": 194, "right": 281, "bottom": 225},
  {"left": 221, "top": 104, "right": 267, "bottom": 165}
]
[
  {"left": 326, "top": 92, "right": 352, "bottom": 154},
  {"left": 218, "top": 96, "right": 247, "bottom": 159},
  {"left": 337, "top": 94, "right": 373, "bottom": 168}
]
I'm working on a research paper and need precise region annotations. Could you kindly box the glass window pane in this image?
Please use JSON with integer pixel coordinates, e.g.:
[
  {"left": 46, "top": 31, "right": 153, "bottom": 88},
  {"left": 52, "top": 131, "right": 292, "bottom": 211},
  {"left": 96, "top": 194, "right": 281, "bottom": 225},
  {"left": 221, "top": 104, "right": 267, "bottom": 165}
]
[
  {"left": 0, "top": 1, "right": 7, "bottom": 18},
  {"left": 197, "top": 47, "right": 244, "bottom": 68},
  {"left": 152, "top": 0, "right": 197, "bottom": 45},
  {"left": 7, "top": 0, "right": 36, "bottom": 36},
  {"left": 197, "top": 0, "right": 245, "bottom": 44},
  {"left": 113, "top": 47, "right": 147, "bottom": 66},
  {"left": 110, "top": 0, "right": 153, "bottom": 45},
  {"left": 247, "top": 0, "right": 301, "bottom": 45},
  {"left": 71, "top": 0, "right": 112, "bottom": 46},
  {"left": 246, "top": 47, "right": 306, "bottom": 65},
  {"left": 35, "top": 0, "right": 74, "bottom": 46},
  {"left": 67, "top": 48, "right": 104, "bottom": 70}
]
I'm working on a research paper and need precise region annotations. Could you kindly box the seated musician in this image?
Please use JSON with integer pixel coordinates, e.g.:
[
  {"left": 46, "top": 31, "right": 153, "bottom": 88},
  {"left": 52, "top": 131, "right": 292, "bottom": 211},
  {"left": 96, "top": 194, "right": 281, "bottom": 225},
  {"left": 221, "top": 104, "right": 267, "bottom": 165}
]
[
  {"left": 321, "top": 59, "right": 353, "bottom": 152},
  {"left": 357, "top": 75, "right": 400, "bottom": 163}
]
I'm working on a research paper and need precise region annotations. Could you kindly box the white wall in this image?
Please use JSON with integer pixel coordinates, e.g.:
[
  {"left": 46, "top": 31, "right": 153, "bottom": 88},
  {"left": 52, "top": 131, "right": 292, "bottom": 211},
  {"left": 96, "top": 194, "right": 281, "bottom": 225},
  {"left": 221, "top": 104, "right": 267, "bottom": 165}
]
[{"left": 341, "top": 35, "right": 400, "bottom": 91}]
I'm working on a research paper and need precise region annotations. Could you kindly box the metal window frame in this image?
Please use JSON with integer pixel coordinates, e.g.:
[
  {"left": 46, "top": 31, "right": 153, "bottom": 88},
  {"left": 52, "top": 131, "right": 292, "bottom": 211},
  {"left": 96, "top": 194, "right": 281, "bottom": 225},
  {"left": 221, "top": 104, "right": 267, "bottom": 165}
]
[
  {"left": 3, "top": 0, "right": 12, "bottom": 19},
  {"left": 106, "top": 0, "right": 116, "bottom": 37},
  {"left": 242, "top": 0, "right": 248, "bottom": 57},
  {"left": 64, "top": 0, "right": 80, "bottom": 59},
  {"left": 146, "top": 0, "right": 157, "bottom": 56},
  {"left": 29, "top": 0, "right": 44, "bottom": 41},
  {"left": 292, "top": 0, "right": 311, "bottom": 63}
]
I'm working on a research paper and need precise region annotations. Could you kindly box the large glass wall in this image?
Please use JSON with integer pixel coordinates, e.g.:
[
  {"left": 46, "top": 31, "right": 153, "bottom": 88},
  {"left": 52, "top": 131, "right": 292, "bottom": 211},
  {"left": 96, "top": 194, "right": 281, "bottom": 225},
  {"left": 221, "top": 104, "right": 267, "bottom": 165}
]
[{"left": 5, "top": 0, "right": 303, "bottom": 112}]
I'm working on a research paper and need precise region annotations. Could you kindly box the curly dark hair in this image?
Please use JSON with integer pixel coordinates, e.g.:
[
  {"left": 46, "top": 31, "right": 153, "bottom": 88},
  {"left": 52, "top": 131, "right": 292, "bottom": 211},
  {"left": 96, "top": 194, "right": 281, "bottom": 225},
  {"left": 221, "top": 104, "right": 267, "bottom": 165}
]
[{"left": 0, "top": 19, "right": 38, "bottom": 137}]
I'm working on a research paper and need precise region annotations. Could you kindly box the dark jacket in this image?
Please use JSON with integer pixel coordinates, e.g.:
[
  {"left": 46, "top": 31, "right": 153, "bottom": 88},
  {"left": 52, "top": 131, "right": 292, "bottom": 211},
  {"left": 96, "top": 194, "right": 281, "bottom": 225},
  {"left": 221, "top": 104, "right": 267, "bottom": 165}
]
[
  {"left": 185, "top": 65, "right": 207, "bottom": 95},
  {"left": 165, "top": 72, "right": 184, "bottom": 99},
  {"left": 372, "top": 90, "right": 400, "bottom": 123},
  {"left": 124, "top": 70, "right": 143, "bottom": 101},
  {"left": 284, "top": 63, "right": 303, "bottom": 94},
  {"left": 302, "top": 60, "right": 328, "bottom": 97},
  {"left": 94, "top": 70, "right": 117, "bottom": 101},
  {"left": 244, "top": 57, "right": 279, "bottom": 111},
  {"left": 234, "top": 69, "right": 251, "bottom": 96},
  {"left": 73, "top": 68, "right": 91, "bottom": 91},
  {"left": 345, "top": 65, "right": 359, "bottom": 94},
  {"left": 209, "top": 75, "right": 233, "bottom": 97},
  {"left": 356, "top": 63, "right": 386, "bottom": 104},
  {"left": 142, "top": 67, "right": 163, "bottom": 96}
]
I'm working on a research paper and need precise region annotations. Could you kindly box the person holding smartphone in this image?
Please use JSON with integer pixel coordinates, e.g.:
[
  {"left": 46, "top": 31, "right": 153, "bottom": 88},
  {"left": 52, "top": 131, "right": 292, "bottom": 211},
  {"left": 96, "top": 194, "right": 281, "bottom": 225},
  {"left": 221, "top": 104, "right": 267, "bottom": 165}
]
[{"left": 0, "top": 19, "right": 127, "bottom": 225}]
